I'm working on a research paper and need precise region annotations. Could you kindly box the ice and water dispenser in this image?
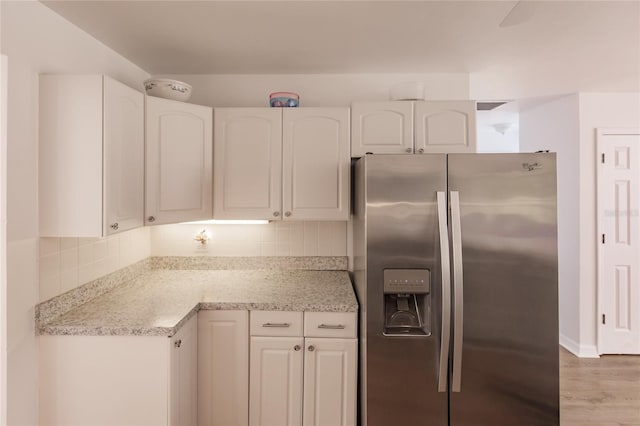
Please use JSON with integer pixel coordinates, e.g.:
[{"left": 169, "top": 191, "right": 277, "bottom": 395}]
[{"left": 383, "top": 269, "right": 431, "bottom": 336}]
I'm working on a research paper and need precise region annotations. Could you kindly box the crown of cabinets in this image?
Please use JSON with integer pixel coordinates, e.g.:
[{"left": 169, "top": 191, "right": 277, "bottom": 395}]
[
  {"left": 213, "top": 108, "right": 350, "bottom": 221},
  {"left": 40, "top": 75, "right": 144, "bottom": 237},
  {"left": 145, "top": 96, "right": 213, "bottom": 225},
  {"left": 351, "top": 101, "right": 477, "bottom": 156}
]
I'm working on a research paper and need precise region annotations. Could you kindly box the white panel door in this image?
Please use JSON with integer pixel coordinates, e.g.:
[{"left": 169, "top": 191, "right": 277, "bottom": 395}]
[
  {"left": 170, "top": 315, "right": 198, "bottom": 426},
  {"left": 146, "top": 96, "right": 213, "bottom": 225},
  {"left": 214, "top": 108, "right": 282, "bottom": 220},
  {"left": 302, "top": 338, "right": 357, "bottom": 426},
  {"left": 414, "top": 101, "right": 476, "bottom": 153},
  {"left": 249, "top": 336, "right": 304, "bottom": 426},
  {"left": 198, "top": 310, "right": 249, "bottom": 426},
  {"left": 103, "top": 76, "right": 144, "bottom": 235},
  {"left": 351, "top": 102, "right": 414, "bottom": 156},
  {"left": 597, "top": 130, "right": 640, "bottom": 354},
  {"left": 283, "top": 108, "right": 350, "bottom": 221}
]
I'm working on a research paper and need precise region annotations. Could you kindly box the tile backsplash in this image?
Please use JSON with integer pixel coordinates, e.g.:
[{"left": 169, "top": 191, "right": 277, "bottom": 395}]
[
  {"left": 150, "top": 221, "right": 347, "bottom": 257},
  {"left": 38, "top": 227, "right": 150, "bottom": 302},
  {"left": 38, "top": 221, "right": 347, "bottom": 303}
]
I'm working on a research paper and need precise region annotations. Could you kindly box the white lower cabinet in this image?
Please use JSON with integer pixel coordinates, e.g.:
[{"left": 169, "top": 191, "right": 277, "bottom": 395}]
[
  {"left": 303, "top": 338, "right": 357, "bottom": 426},
  {"left": 39, "top": 315, "right": 197, "bottom": 426},
  {"left": 198, "top": 310, "right": 249, "bottom": 426},
  {"left": 249, "top": 311, "right": 357, "bottom": 426}
]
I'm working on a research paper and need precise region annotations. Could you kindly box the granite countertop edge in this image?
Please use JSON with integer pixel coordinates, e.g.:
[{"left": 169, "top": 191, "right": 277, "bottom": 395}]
[{"left": 39, "top": 301, "right": 358, "bottom": 338}]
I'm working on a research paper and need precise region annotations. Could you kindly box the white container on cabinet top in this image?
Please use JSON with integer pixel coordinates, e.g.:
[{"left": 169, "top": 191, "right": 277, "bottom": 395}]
[
  {"left": 145, "top": 96, "right": 213, "bottom": 225},
  {"left": 39, "top": 74, "right": 144, "bottom": 237},
  {"left": 351, "top": 100, "right": 477, "bottom": 156},
  {"left": 214, "top": 107, "right": 350, "bottom": 221}
]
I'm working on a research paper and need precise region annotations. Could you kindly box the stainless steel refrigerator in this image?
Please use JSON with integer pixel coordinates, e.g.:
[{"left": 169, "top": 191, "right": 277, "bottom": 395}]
[{"left": 352, "top": 153, "right": 559, "bottom": 426}]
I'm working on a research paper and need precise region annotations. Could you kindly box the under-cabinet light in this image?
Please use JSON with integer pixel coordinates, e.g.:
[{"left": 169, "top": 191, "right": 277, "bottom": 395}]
[{"left": 181, "top": 219, "right": 270, "bottom": 225}]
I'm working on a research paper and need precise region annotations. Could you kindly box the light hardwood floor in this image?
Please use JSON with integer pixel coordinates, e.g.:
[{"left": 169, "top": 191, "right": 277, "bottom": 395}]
[{"left": 561, "top": 347, "right": 640, "bottom": 426}]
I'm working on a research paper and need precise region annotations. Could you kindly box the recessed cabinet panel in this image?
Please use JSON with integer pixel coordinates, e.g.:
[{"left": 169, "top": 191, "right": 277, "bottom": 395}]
[
  {"left": 414, "top": 101, "right": 476, "bottom": 153},
  {"left": 351, "top": 102, "right": 414, "bottom": 156},
  {"left": 283, "top": 108, "right": 350, "bottom": 221},
  {"left": 159, "top": 114, "right": 206, "bottom": 211},
  {"left": 170, "top": 315, "right": 198, "bottom": 426},
  {"left": 214, "top": 108, "right": 282, "bottom": 219},
  {"left": 146, "top": 96, "right": 213, "bottom": 225}
]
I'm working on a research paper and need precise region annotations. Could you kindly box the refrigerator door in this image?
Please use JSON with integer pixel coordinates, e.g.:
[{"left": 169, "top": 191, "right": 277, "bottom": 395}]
[
  {"left": 448, "top": 153, "right": 559, "bottom": 425},
  {"left": 358, "top": 154, "right": 448, "bottom": 426}
]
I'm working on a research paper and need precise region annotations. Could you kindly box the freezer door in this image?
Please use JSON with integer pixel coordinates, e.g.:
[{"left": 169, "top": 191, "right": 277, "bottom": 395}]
[
  {"left": 361, "top": 154, "right": 448, "bottom": 426},
  {"left": 448, "top": 153, "right": 559, "bottom": 425}
]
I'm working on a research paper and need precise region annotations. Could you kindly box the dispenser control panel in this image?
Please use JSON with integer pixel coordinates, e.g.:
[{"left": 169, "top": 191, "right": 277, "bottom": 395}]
[{"left": 383, "top": 269, "right": 430, "bottom": 294}]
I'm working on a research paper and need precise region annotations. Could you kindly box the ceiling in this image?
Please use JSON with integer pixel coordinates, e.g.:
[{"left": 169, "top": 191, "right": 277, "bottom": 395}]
[{"left": 40, "top": 1, "right": 640, "bottom": 93}]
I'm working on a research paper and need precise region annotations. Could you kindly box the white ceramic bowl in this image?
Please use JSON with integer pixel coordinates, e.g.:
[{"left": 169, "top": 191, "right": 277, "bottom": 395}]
[{"left": 143, "top": 78, "right": 192, "bottom": 102}]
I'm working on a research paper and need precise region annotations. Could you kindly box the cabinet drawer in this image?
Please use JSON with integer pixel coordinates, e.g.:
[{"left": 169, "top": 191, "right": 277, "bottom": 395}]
[
  {"left": 304, "top": 312, "right": 357, "bottom": 338},
  {"left": 250, "top": 311, "right": 303, "bottom": 336}
]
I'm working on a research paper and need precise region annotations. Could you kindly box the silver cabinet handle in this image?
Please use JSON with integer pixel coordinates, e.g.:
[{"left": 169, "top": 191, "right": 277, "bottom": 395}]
[
  {"left": 308, "top": 345, "right": 315, "bottom": 352},
  {"left": 174, "top": 339, "right": 182, "bottom": 348},
  {"left": 273, "top": 211, "right": 280, "bottom": 217},
  {"left": 110, "top": 223, "right": 119, "bottom": 230},
  {"left": 147, "top": 216, "right": 156, "bottom": 222},
  {"left": 262, "top": 322, "right": 290, "bottom": 328},
  {"left": 405, "top": 147, "right": 412, "bottom": 153},
  {"left": 318, "top": 324, "right": 345, "bottom": 330},
  {"left": 450, "top": 190, "right": 464, "bottom": 393},
  {"left": 436, "top": 191, "right": 451, "bottom": 393},
  {"left": 294, "top": 345, "right": 301, "bottom": 351},
  {"left": 284, "top": 211, "right": 292, "bottom": 217},
  {"left": 417, "top": 148, "right": 425, "bottom": 154}
]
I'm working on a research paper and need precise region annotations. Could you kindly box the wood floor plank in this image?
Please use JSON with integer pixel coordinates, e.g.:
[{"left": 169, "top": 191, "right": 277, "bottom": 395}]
[{"left": 560, "top": 347, "right": 640, "bottom": 426}]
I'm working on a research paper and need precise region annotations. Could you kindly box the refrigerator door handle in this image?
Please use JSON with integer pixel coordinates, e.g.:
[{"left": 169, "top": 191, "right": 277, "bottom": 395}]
[
  {"left": 436, "top": 191, "right": 451, "bottom": 393},
  {"left": 450, "top": 191, "right": 464, "bottom": 392}
]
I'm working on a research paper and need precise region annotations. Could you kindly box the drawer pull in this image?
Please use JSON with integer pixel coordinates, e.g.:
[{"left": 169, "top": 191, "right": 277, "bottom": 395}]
[
  {"left": 262, "top": 322, "right": 291, "bottom": 328},
  {"left": 318, "top": 324, "right": 345, "bottom": 330}
]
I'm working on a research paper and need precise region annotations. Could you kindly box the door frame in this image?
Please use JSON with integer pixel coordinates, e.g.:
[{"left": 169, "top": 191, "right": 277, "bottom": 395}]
[
  {"left": 0, "top": 53, "right": 8, "bottom": 424},
  {"left": 596, "top": 127, "right": 640, "bottom": 355}
]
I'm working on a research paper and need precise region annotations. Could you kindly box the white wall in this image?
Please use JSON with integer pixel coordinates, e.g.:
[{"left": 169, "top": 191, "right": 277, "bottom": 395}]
[
  {"left": 577, "top": 93, "right": 640, "bottom": 354},
  {"left": 0, "top": 2, "right": 149, "bottom": 424},
  {"left": 476, "top": 109, "right": 519, "bottom": 153},
  {"left": 151, "top": 222, "right": 347, "bottom": 257},
  {"left": 162, "top": 73, "right": 470, "bottom": 107},
  {"left": 520, "top": 92, "right": 640, "bottom": 357},
  {"left": 519, "top": 94, "right": 581, "bottom": 354}
]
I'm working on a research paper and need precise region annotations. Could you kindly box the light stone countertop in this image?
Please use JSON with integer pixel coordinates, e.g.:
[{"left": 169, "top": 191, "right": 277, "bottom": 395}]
[{"left": 38, "top": 269, "right": 357, "bottom": 337}]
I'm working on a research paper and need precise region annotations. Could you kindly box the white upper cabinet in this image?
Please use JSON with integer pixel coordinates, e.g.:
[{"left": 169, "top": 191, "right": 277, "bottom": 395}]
[
  {"left": 145, "top": 96, "right": 213, "bottom": 225},
  {"left": 414, "top": 101, "right": 477, "bottom": 153},
  {"left": 283, "top": 108, "right": 350, "bottom": 221},
  {"left": 351, "top": 101, "right": 414, "bottom": 156},
  {"left": 214, "top": 107, "right": 350, "bottom": 221},
  {"left": 351, "top": 100, "right": 476, "bottom": 156},
  {"left": 39, "top": 74, "right": 144, "bottom": 237},
  {"left": 214, "top": 108, "right": 282, "bottom": 220}
]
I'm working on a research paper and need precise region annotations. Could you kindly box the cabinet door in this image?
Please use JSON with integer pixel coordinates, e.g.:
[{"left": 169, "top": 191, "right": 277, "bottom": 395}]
[
  {"left": 146, "top": 96, "right": 213, "bottom": 225},
  {"left": 414, "top": 101, "right": 477, "bottom": 153},
  {"left": 198, "top": 310, "right": 249, "bottom": 426},
  {"left": 170, "top": 315, "right": 198, "bottom": 426},
  {"left": 351, "top": 102, "right": 414, "bottom": 156},
  {"left": 214, "top": 108, "right": 282, "bottom": 220},
  {"left": 303, "top": 338, "right": 357, "bottom": 426},
  {"left": 103, "top": 76, "right": 144, "bottom": 235},
  {"left": 283, "top": 108, "right": 350, "bottom": 221},
  {"left": 250, "top": 336, "right": 304, "bottom": 426}
]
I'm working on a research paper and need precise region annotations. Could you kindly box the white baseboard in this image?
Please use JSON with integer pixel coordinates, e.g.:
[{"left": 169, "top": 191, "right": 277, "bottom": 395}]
[{"left": 560, "top": 333, "right": 599, "bottom": 358}]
